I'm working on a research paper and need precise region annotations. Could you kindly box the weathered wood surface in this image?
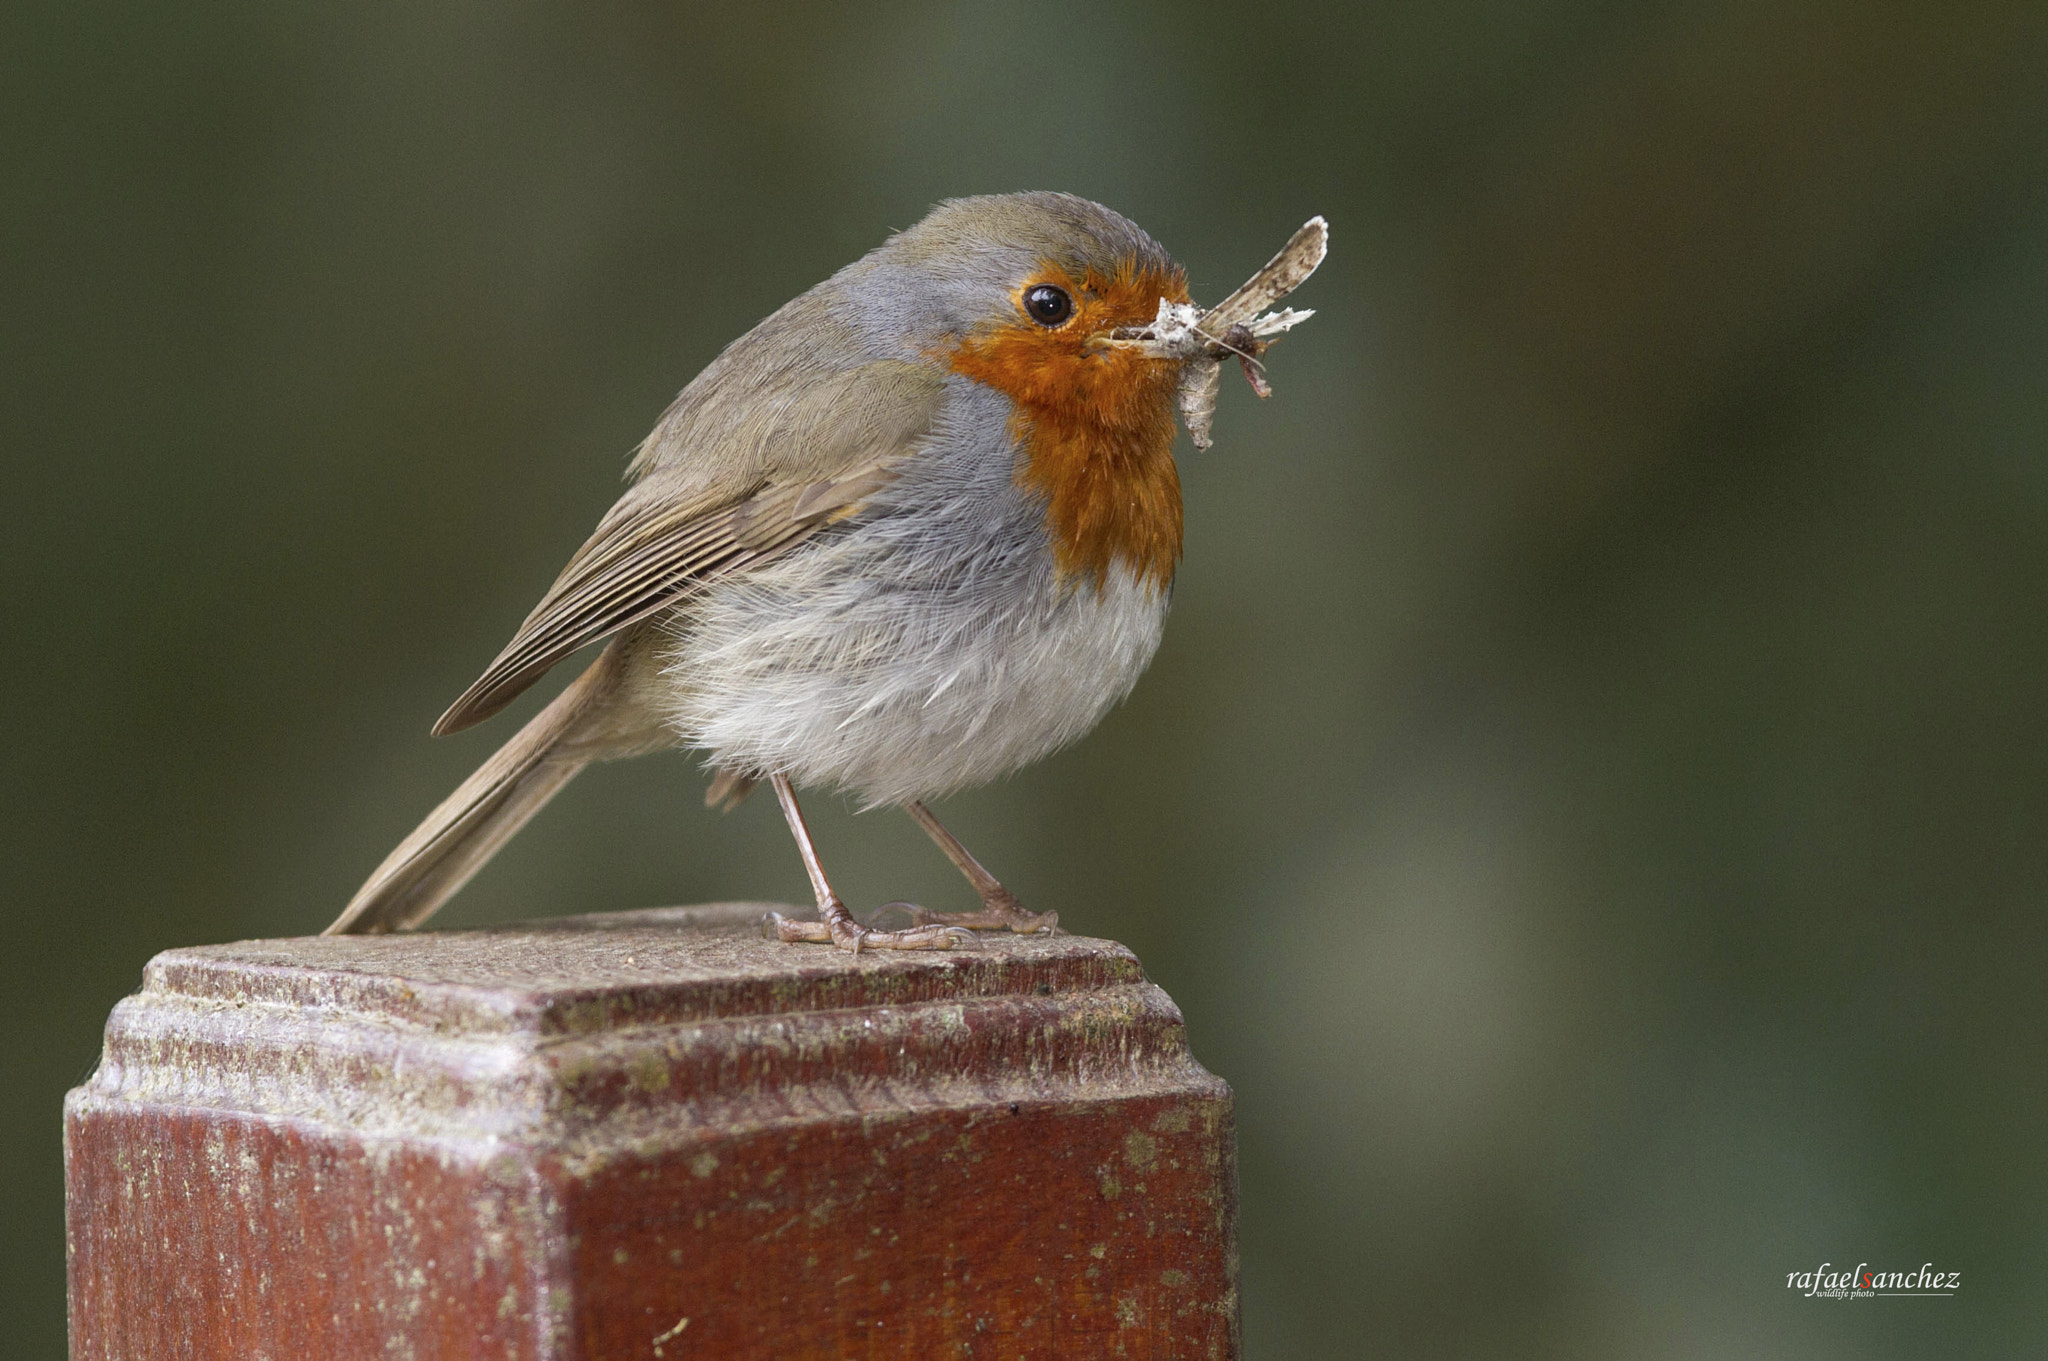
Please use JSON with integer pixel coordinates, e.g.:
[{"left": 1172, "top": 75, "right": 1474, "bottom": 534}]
[{"left": 65, "top": 902, "right": 1237, "bottom": 1359}]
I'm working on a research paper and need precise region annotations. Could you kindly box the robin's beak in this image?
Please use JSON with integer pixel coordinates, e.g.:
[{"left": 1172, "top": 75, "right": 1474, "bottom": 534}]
[
  {"left": 1084, "top": 321, "right": 1182, "bottom": 359},
  {"left": 1090, "top": 307, "right": 1204, "bottom": 361},
  {"left": 1084, "top": 328, "right": 1141, "bottom": 356}
]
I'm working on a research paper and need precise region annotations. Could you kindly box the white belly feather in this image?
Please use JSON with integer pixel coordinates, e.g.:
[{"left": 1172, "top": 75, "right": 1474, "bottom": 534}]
[
  {"left": 657, "top": 545, "right": 1166, "bottom": 807},
  {"left": 651, "top": 377, "right": 1174, "bottom": 806}
]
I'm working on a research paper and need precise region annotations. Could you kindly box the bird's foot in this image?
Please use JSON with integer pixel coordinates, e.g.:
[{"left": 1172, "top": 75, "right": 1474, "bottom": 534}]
[
  {"left": 892, "top": 888, "right": 1059, "bottom": 935},
  {"left": 765, "top": 900, "right": 978, "bottom": 953}
]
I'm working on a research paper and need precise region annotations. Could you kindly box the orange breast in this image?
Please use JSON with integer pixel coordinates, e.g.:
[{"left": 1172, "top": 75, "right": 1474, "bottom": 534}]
[{"left": 946, "top": 259, "right": 1189, "bottom": 591}]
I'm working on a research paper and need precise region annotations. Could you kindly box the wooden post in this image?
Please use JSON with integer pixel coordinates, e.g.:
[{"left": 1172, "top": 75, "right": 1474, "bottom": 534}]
[{"left": 65, "top": 902, "right": 1238, "bottom": 1358}]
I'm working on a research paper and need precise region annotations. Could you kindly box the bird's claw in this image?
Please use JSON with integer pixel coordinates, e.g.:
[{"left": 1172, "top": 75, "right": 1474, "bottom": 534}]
[{"left": 766, "top": 907, "right": 980, "bottom": 952}]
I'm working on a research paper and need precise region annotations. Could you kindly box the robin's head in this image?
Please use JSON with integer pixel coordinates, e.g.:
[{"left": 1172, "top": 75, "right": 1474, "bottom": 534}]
[
  {"left": 841, "top": 193, "right": 1188, "bottom": 421},
  {"left": 839, "top": 192, "right": 1190, "bottom": 588}
]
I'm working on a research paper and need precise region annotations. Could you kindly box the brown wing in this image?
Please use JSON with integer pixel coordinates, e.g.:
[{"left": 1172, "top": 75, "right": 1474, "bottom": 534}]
[{"left": 432, "top": 359, "right": 943, "bottom": 736}]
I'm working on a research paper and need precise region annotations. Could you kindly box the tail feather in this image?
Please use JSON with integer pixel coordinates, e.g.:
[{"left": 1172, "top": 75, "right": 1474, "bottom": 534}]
[{"left": 325, "top": 644, "right": 628, "bottom": 935}]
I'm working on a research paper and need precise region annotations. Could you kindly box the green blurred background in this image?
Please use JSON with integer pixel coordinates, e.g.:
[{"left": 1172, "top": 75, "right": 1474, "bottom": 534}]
[{"left": 7, "top": 1, "right": 2048, "bottom": 1354}]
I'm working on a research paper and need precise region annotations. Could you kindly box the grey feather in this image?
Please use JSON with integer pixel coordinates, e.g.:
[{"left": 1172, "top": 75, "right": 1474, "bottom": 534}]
[
  {"left": 433, "top": 363, "right": 947, "bottom": 735},
  {"left": 654, "top": 377, "right": 1172, "bottom": 809}
]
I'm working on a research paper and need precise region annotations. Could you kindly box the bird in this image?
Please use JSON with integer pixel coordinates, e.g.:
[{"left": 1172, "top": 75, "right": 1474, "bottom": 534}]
[{"left": 325, "top": 192, "right": 1319, "bottom": 951}]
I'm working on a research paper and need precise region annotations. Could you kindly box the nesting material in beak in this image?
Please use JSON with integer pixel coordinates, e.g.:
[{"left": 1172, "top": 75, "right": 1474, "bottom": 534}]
[{"left": 1098, "top": 216, "right": 1328, "bottom": 449}]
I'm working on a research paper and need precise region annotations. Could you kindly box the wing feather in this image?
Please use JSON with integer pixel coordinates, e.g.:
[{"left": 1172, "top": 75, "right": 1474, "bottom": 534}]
[{"left": 432, "top": 361, "right": 945, "bottom": 735}]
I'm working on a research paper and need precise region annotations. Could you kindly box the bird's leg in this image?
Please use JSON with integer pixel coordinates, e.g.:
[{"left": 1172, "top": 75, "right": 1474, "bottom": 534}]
[
  {"left": 895, "top": 800, "right": 1059, "bottom": 935},
  {"left": 765, "top": 776, "right": 975, "bottom": 952}
]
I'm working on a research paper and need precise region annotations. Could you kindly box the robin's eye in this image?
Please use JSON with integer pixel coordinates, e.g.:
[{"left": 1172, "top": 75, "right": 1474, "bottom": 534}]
[{"left": 1022, "top": 284, "right": 1073, "bottom": 327}]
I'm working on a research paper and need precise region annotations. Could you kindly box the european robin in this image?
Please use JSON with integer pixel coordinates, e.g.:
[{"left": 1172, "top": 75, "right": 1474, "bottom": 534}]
[{"left": 327, "top": 192, "right": 1321, "bottom": 950}]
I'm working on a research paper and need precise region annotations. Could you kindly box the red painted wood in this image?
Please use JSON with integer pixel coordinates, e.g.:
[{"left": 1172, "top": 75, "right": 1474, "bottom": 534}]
[{"left": 66, "top": 903, "right": 1237, "bottom": 1358}]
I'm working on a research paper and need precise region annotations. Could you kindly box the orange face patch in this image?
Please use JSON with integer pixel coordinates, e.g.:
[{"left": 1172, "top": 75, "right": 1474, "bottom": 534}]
[{"left": 946, "top": 257, "right": 1191, "bottom": 591}]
